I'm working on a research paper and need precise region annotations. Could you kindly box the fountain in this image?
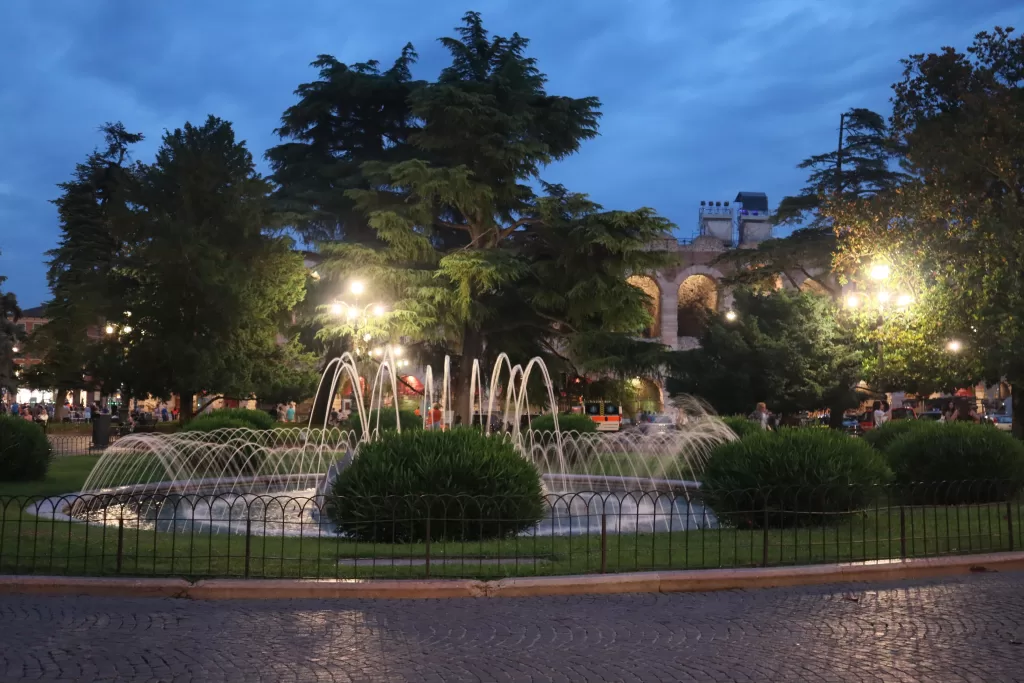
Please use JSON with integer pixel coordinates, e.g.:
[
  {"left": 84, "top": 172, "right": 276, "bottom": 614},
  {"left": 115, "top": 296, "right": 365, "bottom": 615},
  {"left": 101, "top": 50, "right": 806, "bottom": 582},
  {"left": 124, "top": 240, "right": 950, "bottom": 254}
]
[{"left": 33, "top": 351, "right": 736, "bottom": 537}]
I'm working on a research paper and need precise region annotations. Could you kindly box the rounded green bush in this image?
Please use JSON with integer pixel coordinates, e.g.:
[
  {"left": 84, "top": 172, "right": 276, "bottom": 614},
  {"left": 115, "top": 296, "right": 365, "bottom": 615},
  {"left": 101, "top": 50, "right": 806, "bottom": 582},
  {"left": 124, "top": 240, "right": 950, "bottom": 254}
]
[
  {"left": 342, "top": 408, "right": 421, "bottom": 438},
  {"left": 862, "top": 419, "right": 927, "bottom": 452},
  {"left": 180, "top": 416, "right": 263, "bottom": 476},
  {"left": 701, "top": 427, "right": 892, "bottom": 528},
  {"left": 886, "top": 421, "right": 1024, "bottom": 503},
  {"left": 0, "top": 415, "right": 53, "bottom": 481},
  {"left": 528, "top": 413, "right": 596, "bottom": 433},
  {"left": 721, "top": 415, "right": 764, "bottom": 439},
  {"left": 207, "top": 408, "right": 275, "bottom": 430},
  {"left": 326, "top": 429, "right": 544, "bottom": 542}
]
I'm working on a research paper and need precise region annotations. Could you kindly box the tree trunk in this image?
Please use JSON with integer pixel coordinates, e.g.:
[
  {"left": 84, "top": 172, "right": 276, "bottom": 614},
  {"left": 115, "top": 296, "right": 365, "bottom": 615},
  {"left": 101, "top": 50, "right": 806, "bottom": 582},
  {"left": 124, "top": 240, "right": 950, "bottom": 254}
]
[
  {"left": 180, "top": 392, "right": 195, "bottom": 422},
  {"left": 455, "top": 325, "right": 483, "bottom": 425},
  {"left": 828, "top": 400, "right": 846, "bottom": 430},
  {"left": 1010, "top": 382, "right": 1021, "bottom": 441},
  {"left": 53, "top": 389, "right": 69, "bottom": 422}
]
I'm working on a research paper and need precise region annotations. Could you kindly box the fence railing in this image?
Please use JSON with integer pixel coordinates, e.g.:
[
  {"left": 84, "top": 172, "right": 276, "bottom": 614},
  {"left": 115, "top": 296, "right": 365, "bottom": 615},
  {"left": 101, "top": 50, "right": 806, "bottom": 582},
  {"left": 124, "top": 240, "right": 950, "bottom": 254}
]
[
  {"left": 2, "top": 482, "right": 1021, "bottom": 580},
  {"left": 47, "top": 434, "right": 123, "bottom": 457}
]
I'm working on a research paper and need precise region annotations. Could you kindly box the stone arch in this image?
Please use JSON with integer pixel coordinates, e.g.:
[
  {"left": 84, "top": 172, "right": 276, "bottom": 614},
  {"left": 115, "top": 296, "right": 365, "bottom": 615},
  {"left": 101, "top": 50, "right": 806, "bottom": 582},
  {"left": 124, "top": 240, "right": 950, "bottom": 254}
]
[
  {"left": 632, "top": 377, "right": 664, "bottom": 415},
  {"left": 677, "top": 274, "right": 719, "bottom": 337},
  {"left": 627, "top": 275, "right": 661, "bottom": 339}
]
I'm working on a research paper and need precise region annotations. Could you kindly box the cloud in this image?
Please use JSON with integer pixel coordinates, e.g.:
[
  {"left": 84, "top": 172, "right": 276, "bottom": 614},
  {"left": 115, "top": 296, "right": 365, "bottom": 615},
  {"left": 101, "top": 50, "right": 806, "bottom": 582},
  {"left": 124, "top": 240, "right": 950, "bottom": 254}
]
[{"left": 0, "top": 0, "right": 1017, "bottom": 305}]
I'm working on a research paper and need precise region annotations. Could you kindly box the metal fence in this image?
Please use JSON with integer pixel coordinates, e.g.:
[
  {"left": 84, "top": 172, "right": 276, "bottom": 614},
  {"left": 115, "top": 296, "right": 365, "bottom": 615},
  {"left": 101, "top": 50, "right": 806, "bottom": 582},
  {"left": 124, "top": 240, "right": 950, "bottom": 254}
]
[{"left": 2, "top": 482, "right": 1021, "bottom": 580}]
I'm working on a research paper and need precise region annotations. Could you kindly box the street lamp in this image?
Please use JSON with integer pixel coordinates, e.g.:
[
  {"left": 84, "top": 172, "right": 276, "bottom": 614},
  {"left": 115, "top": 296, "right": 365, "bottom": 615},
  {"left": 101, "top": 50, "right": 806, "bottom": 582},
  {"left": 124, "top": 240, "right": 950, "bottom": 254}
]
[
  {"left": 869, "top": 263, "right": 891, "bottom": 281},
  {"left": 11, "top": 346, "right": 18, "bottom": 353},
  {"left": 724, "top": 310, "right": 737, "bottom": 322},
  {"left": 349, "top": 280, "right": 365, "bottom": 296},
  {"left": 105, "top": 325, "right": 115, "bottom": 335},
  {"left": 845, "top": 294, "right": 860, "bottom": 309},
  {"left": 947, "top": 339, "right": 963, "bottom": 353}
]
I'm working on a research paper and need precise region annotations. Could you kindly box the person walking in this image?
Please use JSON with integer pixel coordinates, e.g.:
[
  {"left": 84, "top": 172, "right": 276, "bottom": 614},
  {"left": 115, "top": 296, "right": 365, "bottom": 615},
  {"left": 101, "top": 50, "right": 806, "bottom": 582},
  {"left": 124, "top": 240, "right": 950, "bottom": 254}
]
[
  {"left": 751, "top": 402, "right": 771, "bottom": 430},
  {"left": 286, "top": 402, "right": 296, "bottom": 423}
]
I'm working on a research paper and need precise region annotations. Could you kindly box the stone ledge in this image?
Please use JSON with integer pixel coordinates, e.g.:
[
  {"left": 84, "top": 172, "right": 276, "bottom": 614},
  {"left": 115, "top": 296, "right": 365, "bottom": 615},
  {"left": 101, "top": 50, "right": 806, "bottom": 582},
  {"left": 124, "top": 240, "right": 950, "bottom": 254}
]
[
  {"left": 0, "top": 575, "right": 190, "bottom": 598},
  {"left": 3, "top": 552, "right": 1024, "bottom": 599}
]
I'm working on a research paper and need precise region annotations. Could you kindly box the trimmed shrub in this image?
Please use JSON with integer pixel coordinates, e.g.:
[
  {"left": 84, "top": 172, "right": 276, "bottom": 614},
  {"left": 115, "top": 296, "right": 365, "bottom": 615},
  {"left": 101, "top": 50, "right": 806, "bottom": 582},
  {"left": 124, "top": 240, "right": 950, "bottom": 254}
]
[
  {"left": 0, "top": 415, "right": 53, "bottom": 481},
  {"left": 206, "top": 408, "right": 275, "bottom": 430},
  {"left": 721, "top": 415, "right": 763, "bottom": 440},
  {"left": 342, "top": 408, "right": 421, "bottom": 439},
  {"left": 180, "top": 417, "right": 262, "bottom": 476},
  {"left": 326, "top": 429, "right": 544, "bottom": 542},
  {"left": 700, "top": 427, "right": 892, "bottom": 528},
  {"left": 528, "top": 413, "right": 597, "bottom": 433},
  {"left": 862, "top": 419, "right": 927, "bottom": 453},
  {"left": 886, "top": 421, "right": 1024, "bottom": 503}
]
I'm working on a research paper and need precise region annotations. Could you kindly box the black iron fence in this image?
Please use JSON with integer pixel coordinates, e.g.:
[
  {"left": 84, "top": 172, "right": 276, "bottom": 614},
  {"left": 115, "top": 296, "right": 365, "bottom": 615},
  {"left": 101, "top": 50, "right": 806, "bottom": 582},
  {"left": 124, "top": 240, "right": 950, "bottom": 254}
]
[
  {"left": 47, "top": 434, "right": 123, "bottom": 457},
  {"left": 2, "top": 482, "right": 1021, "bottom": 580}
]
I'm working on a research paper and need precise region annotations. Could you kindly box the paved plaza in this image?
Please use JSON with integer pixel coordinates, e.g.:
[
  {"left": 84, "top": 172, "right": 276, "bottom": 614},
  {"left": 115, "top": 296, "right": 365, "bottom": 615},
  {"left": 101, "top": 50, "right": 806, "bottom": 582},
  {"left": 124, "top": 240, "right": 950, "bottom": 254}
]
[{"left": 2, "top": 572, "right": 1024, "bottom": 682}]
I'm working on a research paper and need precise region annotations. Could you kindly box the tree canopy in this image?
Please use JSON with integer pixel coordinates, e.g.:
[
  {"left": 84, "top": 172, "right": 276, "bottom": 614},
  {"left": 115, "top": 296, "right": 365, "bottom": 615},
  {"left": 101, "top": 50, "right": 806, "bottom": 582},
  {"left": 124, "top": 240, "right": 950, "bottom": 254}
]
[
  {"left": 0, "top": 254, "right": 21, "bottom": 396},
  {"left": 667, "top": 289, "right": 862, "bottom": 417},
  {"left": 832, "top": 27, "right": 1021, "bottom": 411},
  {"left": 38, "top": 118, "right": 317, "bottom": 417},
  {"left": 269, "top": 12, "right": 678, "bottom": 418}
]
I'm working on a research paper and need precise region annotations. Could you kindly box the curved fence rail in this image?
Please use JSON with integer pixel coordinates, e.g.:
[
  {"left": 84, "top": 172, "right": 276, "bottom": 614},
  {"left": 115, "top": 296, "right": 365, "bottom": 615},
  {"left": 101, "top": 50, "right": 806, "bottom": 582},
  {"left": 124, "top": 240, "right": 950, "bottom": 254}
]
[{"left": 1, "top": 482, "right": 1021, "bottom": 580}]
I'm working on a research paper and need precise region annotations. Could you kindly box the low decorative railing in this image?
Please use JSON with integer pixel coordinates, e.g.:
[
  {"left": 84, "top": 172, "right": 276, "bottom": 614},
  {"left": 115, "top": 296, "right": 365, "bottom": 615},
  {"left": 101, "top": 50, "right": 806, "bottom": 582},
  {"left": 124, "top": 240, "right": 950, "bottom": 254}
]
[{"left": 2, "top": 482, "right": 1020, "bottom": 580}]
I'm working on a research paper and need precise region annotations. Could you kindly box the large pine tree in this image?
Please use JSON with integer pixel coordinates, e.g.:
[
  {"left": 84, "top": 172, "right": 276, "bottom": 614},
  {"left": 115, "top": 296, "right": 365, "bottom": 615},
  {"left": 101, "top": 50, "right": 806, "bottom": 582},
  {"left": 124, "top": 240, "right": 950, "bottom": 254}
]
[{"left": 270, "top": 13, "right": 677, "bottom": 419}]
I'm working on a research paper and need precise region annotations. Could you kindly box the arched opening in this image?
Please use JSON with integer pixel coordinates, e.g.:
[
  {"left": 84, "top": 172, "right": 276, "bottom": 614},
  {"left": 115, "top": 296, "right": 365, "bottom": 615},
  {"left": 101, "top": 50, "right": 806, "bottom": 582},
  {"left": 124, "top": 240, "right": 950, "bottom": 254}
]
[
  {"left": 677, "top": 274, "right": 718, "bottom": 337},
  {"left": 627, "top": 275, "right": 661, "bottom": 339},
  {"left": 631, "top": 377, "right": 664, "bottom": 416}
]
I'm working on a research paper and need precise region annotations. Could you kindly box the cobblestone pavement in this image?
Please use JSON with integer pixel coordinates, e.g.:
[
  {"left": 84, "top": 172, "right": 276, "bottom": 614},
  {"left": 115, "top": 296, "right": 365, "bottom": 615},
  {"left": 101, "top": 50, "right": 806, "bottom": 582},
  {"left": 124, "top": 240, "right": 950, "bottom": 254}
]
[{"left": 3, "top": 572, "right": 1024, "bottom": 682}]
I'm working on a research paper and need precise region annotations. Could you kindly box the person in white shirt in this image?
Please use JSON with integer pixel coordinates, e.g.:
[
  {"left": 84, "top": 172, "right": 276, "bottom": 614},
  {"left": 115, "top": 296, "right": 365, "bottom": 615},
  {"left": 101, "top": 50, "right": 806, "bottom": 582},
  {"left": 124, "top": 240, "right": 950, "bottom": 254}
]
[{"left": 872, "top": 401, "right": 890, "bottom": 427}]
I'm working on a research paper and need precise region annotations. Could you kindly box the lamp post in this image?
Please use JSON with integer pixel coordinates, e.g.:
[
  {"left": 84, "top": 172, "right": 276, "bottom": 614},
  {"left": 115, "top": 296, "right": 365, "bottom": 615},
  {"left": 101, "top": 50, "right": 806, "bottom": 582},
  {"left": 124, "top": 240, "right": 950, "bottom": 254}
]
[{"left": 844, "top": 262, "right": 915, "bottom": 382}]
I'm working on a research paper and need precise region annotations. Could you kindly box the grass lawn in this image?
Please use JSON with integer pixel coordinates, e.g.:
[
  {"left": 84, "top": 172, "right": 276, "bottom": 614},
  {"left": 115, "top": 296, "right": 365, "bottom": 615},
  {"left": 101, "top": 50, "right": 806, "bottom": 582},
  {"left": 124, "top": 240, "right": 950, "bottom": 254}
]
[{"left": 1, "top": 457, "right": 1021, "bottom": 581}]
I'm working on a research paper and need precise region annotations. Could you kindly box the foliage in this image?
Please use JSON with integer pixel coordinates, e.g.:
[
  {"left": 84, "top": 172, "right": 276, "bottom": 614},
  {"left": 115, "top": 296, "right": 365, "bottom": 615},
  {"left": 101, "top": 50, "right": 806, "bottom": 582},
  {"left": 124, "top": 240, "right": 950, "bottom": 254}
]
[
  {"left": 0, "top": 415, "right": 52, "bottom": 481},
  {"left": 715, "top": 227, "right": 838, "bottom": 295},
  {"left": 775, "top": 107, "right": 908, "bottom": 231},
  {"left": 700, "top": 428, "right": 892, "bottom": 528},
  {"left": 861, "top": 417, "right": 928, "bottom": 452},
  {"left": 721, "top": 416, "right": 763, "bottom": 440},
  {"left": 668, "top": 289, "right": 862, "bottom": 417},
  {"left": 325, "top": 429, "right": 544, "bottom": 541},
  {"left": 42, "top": 119, "right": 312, "bottom": 420},
  {"left": 200, "top": 408, "right": 275, "bottom": 431},
  {"left": 886, "top": 422, "right": 1024, "bottom": 503},
  {"left": 270, "top": 13, "right": 678, "bottom": 420},
  {"left": 342, "top": 408, "right": 422, "bottom": 438},
  {"left": 0, "top": 255, "right": 21, "bottom": 395},
  {"left": 832, "top": 28, "right": 1022, "bottom": 415},
  {"left": 528, "top": 413, "right": 596, "bottom": 433}
]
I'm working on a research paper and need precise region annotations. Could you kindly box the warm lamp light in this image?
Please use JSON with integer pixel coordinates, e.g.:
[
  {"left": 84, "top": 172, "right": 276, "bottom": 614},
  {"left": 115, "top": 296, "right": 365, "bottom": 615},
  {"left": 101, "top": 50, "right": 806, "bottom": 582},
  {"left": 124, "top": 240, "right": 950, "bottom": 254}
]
[
  {"left": 947, "top": 339, "right": 963, "bottom": 353},
  {"left": 869, "top": 263, "right": 891, "bottom": 281},
  {"left": 724, "top": 310, "right": 737, "bottom": 322},
  {"left": 372, "top": 305, "right": 385, "bottom": 317},
  {"left": 349, "top": 280, "right": 365, "bottom": 296},
  {"left": 330, "top": 303, "right": 343, "bottom": 316},
  {"left": 877, "top": 291, "right": 890, "bottom": 304},
  {"left": 105, "top": 325, "right": 115, "bottom": 335},
  {"left": 845, "top": 294, "right": 860, "bottom": 309},
  {"left": 896, "top": 294, "right": 913, "bottom": 307}
]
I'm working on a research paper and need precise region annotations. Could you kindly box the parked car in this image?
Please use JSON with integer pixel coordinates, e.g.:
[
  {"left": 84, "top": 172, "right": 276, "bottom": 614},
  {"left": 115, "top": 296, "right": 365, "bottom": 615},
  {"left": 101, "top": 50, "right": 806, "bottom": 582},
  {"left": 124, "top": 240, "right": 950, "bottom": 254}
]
[
  {"left": 637, "top": 414, "right": 677, "bottom": 434},
  {"left": 842, "top": 416, "right": 862, "bottom": 436},
  {"left": 917, "top": 410, "right": 944, "bottom": 422},
  {"left": 990, "top": 414, "right": 1013, "bottom": 432}
]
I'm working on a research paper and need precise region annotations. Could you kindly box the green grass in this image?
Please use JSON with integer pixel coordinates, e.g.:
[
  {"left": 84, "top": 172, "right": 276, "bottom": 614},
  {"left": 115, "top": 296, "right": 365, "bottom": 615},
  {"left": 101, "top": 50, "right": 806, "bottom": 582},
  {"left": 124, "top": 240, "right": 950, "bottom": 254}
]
[{"left": 1, "top": 457, "right": 1021, "bottom": 580}]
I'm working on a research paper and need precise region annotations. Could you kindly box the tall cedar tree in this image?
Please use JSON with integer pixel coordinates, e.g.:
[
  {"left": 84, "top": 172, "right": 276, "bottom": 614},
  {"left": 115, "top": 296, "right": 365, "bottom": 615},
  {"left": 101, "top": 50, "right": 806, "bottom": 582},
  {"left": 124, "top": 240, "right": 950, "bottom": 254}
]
[
  {"left": 270, "top": 13, "right": 677, "bottom": 419},
  {"left": 0, "top": 254, "right": 21, "bottom": 396},
  {"left": 34, "top": 123, "right": 141, "bottom": 419},
  {"left": 716, "top": 108, "right": 907, "bottom": 295}
]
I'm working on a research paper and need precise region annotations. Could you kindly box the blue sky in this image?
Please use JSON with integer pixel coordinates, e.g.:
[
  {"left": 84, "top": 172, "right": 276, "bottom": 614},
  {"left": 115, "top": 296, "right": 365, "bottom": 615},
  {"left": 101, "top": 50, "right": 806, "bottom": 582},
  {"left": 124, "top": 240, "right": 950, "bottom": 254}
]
[{"left": 0, "top": 0, "right": 1018, "bottom": 307}]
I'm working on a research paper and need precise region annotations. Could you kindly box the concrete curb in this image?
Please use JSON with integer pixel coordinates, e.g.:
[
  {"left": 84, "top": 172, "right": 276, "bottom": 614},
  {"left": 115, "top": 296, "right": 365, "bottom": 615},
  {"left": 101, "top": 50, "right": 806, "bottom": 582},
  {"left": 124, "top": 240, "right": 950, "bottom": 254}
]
[{"left": 2, "top": 552, "right": 1023, "bottom": 600}]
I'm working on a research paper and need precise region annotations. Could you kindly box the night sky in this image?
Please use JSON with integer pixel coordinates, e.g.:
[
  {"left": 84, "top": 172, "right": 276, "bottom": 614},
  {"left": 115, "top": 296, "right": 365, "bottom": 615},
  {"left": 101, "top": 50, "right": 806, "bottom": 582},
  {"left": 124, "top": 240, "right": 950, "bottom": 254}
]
[{"left": 1, "top": 0, "right": 1018, "bottom": 307}]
